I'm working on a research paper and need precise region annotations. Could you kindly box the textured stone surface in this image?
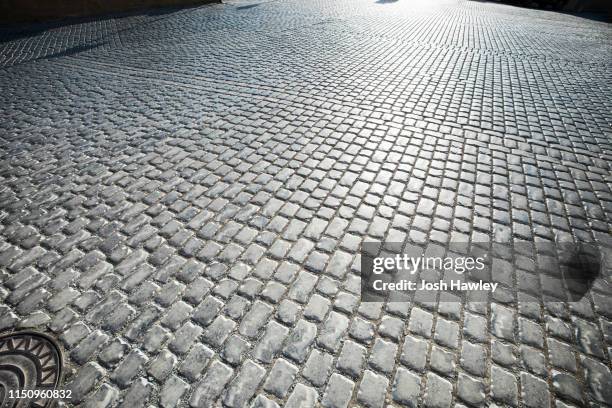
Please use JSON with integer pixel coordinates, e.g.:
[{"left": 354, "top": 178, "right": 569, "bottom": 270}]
[
  {"left": 322, "top": 373, "right": 355, "bottom": 408},
  {"left": 357, "top": 370, "right": 388, "bottom": 408},
  {"left": 263, "top": 358, "right": 298, "bottom": 398},
  {"left": 392, "top": 367, "right": 421, "bottom": 407},
  {"left": 0, "top": 0, "right": 610, "bottom": 407}
]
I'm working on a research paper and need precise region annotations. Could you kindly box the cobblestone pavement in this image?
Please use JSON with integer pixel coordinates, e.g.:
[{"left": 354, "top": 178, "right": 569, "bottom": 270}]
[{"left": 0, "top": 0, "right": 611, "bottom": 407}]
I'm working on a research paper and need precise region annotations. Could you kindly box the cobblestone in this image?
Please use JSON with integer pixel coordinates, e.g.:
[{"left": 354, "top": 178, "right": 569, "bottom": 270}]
[
  {"left": 457, "top": 372, "right": 486, "bottom": 406},
  {"left": 285, "top": 383, "right": 317, "bottom": 408},
  {"left": 84, "top": 383, "right": 119, "bottom": 408},
  {"left": 222, "top": 334, "right": 251, "bottom": 365},
  {"left": 168, "top": 321, "right": 202, "bottom": 354},
  {"left": 303, "top": 349, "right": 334, "bottom": 387},
  {"left": 244, "top": 327, "right": 279, "bottom": 363},
  {"left": 521, "top": 372, "right": 551, "bottom": 408},
  {"left": 369, "top": 338, "right": 398, "bottom": 374},
  {"left": 430, "top": 345, "right": 456, "bottom": 377},
  {"left": 239, "top": 300, "right": 274, "bottom": 338},
  {"left": 378, "top": 315, "right": 404, "bottom": 341},
  {"left": 357, "top": 370, "right": 388, "bottom": 408},
  {"left": 189, "top": 360, "right": 233, "bottom": 408},
  {"left": 400, "top": 335, "right": 429, "bottom": 372},
  {"left": 460, "top": 340, "right": 487, "bottom": 377},
  {"left": 491, "top": 365, "right": 519, "bottom": 406},
  {"left": 0, "top": 0, "right": 610, "bottom": 406},
  {"left": 250, "top": 395, "right": 280, "bottom": 408},
  {"left": 224, "top": 359, "right": 266, "bottom": 408},
  {"left": 337, "top": 339, "right": 367, "bottom": 379},
  {"left": 520, "top": 345, "right": 548, "bottom": 377},
  {"left": 434, "top": 318, "right": 460, "bottom": 349},
  {"left": 263, "top": 358, "right": 298, "bottom": 398},
  {"left": 349, "top": 316, "right": 375, "bottom": 344},
  {"left": 142, "top": 324, "right": 170, "bottom": 353},
  {"left": 118, "top": 378, "right": 153, "bottom": 408},
  {"left": 581, "top": 356, "right": 612, "bottom": 404},
  {"left": 111, "top": 349, "right": 148, "bottom": 388},
  {"left": 392, "top": 367, "right": 421, "bottom": 407},
  {"left": 318, "top": 310, "right": 349, "bottom": 352},
  {"left": 99, "top": 338, "right": 129, "bottom": 367},
  {"left": 552, "top": 370, "right": 583, "bottom": 405},
  {"left": 66, "top": 362, "right": 105, "bottom": 403},
  {"left": 423, "top": 372, "right": 453, "bottom": 408},
  {"left": 160, "top": 375, "right": 189, "bottom": 408},
  {"left": 409, "top": 307, "right": 434, "bottom": 338},
  {"left": 71, "top": 329, "right": 109, "bottom": 364},
  {"left": 322, "top": 373, "right": 354, "bottom": 408},
  {"left": 283, "top": 319, "right": 317, "bottom": 363},
  {"left": 493, "top": 340, "right": 517, "bottom": 368},
  {"left": 147, "top": 349, "right": 177, "bottom": 382},
  {"left": 202, "top": 315, "right": 235, "bottom": 347}
]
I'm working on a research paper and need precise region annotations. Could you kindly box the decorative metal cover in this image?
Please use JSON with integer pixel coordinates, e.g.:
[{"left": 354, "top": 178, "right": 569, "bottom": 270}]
[{"left": 0, "top": 331, "right": 64, "bottom": 408}]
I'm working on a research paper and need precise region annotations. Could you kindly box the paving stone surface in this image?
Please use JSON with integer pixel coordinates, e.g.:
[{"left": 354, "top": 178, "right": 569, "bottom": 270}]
[{"left": 0, "top": 0, "right": 611, "bottom": 407}]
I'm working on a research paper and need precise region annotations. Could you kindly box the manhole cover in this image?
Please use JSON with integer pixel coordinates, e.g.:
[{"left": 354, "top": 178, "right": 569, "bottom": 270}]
[{"left": 0, "top": 331, "right": 64, "bottom": 408}]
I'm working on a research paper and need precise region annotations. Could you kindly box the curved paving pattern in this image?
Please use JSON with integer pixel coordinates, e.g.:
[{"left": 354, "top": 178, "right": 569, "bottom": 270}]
[{"left": 0, "top": 0, "right": 611, "bottom": 407}]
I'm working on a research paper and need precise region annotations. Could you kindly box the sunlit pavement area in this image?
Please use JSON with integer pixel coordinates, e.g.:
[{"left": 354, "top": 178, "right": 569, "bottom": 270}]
[{"left": 0, "top": 0, "right": 611, "bottom": 407}]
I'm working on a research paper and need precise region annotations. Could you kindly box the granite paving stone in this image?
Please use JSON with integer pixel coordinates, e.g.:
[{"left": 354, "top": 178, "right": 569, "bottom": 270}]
[{"left": 0, "top": 0, "right": 610, "bottom": 406}]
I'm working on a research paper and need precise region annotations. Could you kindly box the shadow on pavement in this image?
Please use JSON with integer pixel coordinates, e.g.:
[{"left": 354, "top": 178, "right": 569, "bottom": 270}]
[
  {"left": 0, "top": 6, "right": 194, "bottom": 67},
  {"left": 236, "top": 3, "right": 260, "bottom": 10},
  {"left": 37, "top": 42, "right": 107, "bottom": 60},
  {"left": 470, "top": 0, "right": 610, "bottom": 22},
  {"left": 0, "top": 5, "right": 192, "bottom": 43}
]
